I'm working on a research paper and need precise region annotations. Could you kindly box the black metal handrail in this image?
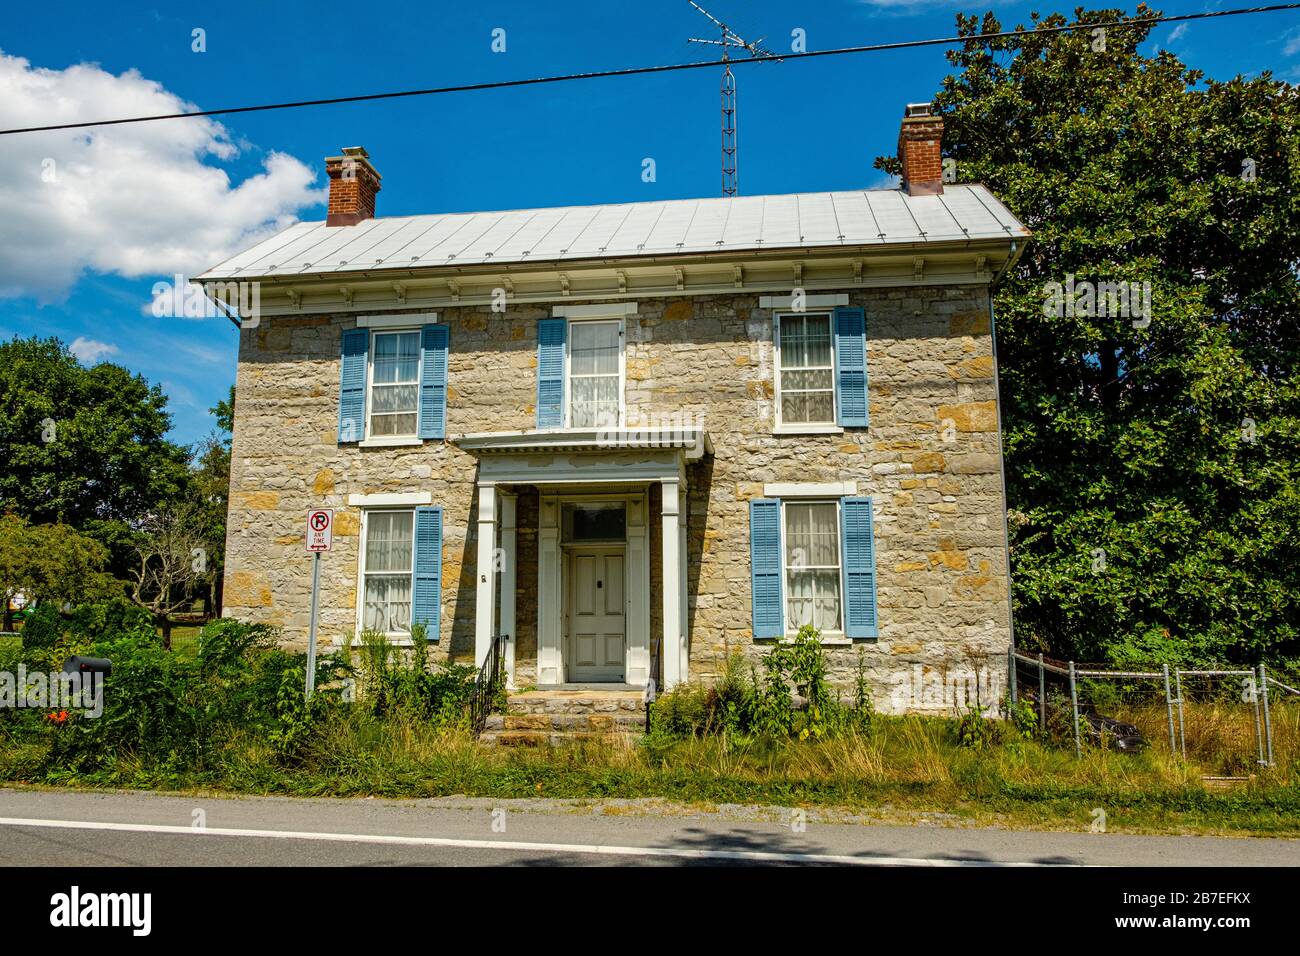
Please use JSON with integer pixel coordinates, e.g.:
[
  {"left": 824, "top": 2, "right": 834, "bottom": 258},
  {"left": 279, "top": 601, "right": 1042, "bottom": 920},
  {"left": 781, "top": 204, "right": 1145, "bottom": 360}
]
[
  {"left": 645, "top": 636, "right": 661, "bottom": 732},
  {"left": 470, "top": 634, "right": 505, "bottom": 736}
]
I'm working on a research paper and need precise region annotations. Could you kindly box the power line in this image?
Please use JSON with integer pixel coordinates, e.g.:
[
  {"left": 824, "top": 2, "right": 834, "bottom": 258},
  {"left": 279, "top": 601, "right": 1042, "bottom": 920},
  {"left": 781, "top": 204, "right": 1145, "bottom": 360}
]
[{"left": 3, "top": 5, "right": 1299, "bottom": 137}]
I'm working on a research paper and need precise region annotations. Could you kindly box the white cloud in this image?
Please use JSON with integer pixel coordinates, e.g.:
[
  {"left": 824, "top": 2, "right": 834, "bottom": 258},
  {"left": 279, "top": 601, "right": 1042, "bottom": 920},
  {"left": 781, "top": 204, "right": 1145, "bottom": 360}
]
[
  {"left": 1167, "top": 24, "right": 1189, "bottom": 44},
  {"left": 1284, "top": 27, "right": 1300, "bottom": 58},
  {"left": 68, "top": 335, "right": 119, "bottom": 363},
  {"left": 857, "top": 0, "right": 966, "bottom": 10},
  {"left": 0, "top": 51, "right": 325, "bottom": 303}
]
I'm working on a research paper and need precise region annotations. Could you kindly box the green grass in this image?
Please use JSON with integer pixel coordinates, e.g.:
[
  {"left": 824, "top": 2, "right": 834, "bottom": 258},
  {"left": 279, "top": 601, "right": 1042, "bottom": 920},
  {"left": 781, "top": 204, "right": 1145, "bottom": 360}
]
[{"left": 4, "top": 708, "right": 1297, "bottom": 837}]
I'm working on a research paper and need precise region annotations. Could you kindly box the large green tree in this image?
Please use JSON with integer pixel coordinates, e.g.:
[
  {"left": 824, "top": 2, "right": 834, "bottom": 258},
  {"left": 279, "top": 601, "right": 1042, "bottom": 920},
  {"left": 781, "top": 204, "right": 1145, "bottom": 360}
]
[
  {"left": 882, "top": 6, "right": 1300, "bottom": 667},
  {"left": 0, "top": 337, "right": 191, "bottom": 570},
  {"left": 0, "top": 514, "right": 118, "bottom": 630}
]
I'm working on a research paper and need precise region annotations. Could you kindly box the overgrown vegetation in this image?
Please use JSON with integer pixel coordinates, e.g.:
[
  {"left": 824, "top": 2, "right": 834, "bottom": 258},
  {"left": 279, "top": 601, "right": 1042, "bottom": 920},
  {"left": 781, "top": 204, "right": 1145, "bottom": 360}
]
[{"left": 1, "top": 613, "right": 1297, "bottom": 835}]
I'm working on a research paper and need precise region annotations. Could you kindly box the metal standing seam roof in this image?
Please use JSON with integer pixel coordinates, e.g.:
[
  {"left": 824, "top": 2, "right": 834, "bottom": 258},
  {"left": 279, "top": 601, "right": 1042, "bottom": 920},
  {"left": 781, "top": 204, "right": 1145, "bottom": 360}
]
[{"left": 196, "top": 183, "right": 1029, "bottom": 282}]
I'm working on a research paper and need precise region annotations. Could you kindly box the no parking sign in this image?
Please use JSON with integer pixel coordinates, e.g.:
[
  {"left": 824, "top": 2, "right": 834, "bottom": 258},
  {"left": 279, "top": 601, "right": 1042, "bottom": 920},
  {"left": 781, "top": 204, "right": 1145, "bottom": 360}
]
[{"left": 306, "top": 509, "right": 333, "bottom": 553}]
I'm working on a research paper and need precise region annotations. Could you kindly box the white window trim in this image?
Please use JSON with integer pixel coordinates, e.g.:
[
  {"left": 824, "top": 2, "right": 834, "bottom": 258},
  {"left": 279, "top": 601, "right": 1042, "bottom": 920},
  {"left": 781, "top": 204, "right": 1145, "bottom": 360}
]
[
  {"left": 366, "top": 327, "right": 422, "bottom": 442},
  {"left": 355, "top": 507, "right": 418, "bottom": 644},
  {"left": 347, "top": 492, "right": 433, "bottom": 507},
  {"left": 773, "top": 311, "right": 838, "bottom": 431},
  {"left": 778, "top": 497, "right": 847, "bottom": 643},
  {"left": 759, "top": 293, "right": 848, "bottom": 309},
  {"left": 357, "top": 313, "right": 438, "bottom": 328},
  {"left": 764, "top": 482, "right": 857, "bottom": 498},
  {"left": 774, "top": 423, "right": 844, "bottom": 436},
  {"left": 552, "top": 302, "right": 638, "bottom": 319},
  {"left": 359, "top": 436, "right": 424, "bottom": 448},
  {"left": 563, "top": 317, "right": 625, "bottom": 429}
]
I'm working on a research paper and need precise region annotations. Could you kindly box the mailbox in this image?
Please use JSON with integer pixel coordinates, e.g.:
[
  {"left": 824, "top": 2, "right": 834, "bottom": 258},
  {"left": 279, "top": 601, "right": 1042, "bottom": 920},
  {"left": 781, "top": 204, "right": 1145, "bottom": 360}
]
[{"left": 62, "top": 656, "right": 112, "bottom": 677}]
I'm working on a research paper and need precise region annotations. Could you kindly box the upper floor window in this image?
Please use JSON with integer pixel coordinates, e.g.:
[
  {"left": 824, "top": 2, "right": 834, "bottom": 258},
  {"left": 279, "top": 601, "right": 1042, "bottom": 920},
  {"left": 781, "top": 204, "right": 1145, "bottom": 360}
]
[
  {"left": 568, "top": 319, "right": 622, "bottom": 428},
  {"left": 369, "top": 330, "right": 421, "bottom": 438},
  {"left": 775, "top": 312, "right": 835, "bottom": 426}
]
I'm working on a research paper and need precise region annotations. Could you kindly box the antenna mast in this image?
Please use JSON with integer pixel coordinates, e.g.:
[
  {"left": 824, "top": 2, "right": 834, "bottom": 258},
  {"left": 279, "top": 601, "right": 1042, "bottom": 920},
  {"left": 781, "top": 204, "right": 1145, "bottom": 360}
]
[{"left": 686, "top": 1, "right": 772, "bottom": 197}]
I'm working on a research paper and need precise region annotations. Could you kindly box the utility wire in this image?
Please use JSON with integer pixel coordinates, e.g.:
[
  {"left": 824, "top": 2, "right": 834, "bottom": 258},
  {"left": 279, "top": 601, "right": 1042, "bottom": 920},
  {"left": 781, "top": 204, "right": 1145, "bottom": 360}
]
[{"left": 3, "top": 4, "right": 1298, "bottom": 136}]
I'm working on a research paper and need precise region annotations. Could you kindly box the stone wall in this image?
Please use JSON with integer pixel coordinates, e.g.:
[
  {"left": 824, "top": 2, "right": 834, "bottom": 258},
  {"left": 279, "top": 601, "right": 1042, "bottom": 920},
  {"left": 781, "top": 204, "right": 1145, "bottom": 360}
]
[{"left": 223, "top": 285, "right": 1011, "bottom": 712}]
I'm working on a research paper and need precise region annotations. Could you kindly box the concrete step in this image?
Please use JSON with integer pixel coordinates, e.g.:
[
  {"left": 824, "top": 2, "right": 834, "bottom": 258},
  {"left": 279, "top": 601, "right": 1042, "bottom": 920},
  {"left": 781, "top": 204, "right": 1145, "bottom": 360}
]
[
  {"left": 479, "top": 729, "right": 643, "bottom": 748},
  {"left": 484, "top": 713, "right": 646, "bottom": 733},
  {"left": 506, "top": 689, "right": 646, "bottom": 717}
]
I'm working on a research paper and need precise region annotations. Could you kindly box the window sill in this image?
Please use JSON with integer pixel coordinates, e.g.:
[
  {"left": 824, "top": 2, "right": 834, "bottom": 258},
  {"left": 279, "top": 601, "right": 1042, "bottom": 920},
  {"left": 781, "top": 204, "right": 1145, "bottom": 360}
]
[
  {"left": 342, "top": 635, "right": 417, "bottom": 647},
  {"left": 756, "top": 632, "right": 855, "bottom": 646},
  {"left": 773, "top": 424, "right": 844, "bottom": 436},
  {"left": 789, "top": 632, "right": 853, "bottom": 646},
  {"left": 358, "top": 437, "right": 424, "bottom": 448}
]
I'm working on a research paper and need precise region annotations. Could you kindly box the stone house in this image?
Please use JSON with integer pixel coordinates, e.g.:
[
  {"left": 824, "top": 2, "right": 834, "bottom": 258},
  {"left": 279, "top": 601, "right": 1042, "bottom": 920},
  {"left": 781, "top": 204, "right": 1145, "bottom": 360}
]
[{"left": 198, "top": 104, "right": 1029, "bottom": 711}]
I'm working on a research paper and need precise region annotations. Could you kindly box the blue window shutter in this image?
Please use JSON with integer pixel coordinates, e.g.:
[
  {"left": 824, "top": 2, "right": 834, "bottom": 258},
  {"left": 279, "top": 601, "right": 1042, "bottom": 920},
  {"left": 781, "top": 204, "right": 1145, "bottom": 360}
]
[
  {"left": 833, "top": 306, "right": 868, "bottom": 427},
  {"left": 749, "top": 498, "right": 784, "bottom": 639},
  {"left": 418, "top": 324, "right": 449, "bottom": 440},
  {"left": 840, "top": 497, "right": 879, "bottom": 638},
  {"left": 338, "top": 328, "right": 368, "bottom": 443},
  {"left": 412, "top": 506, "right": 443, "bottom": 640},
  {"left": 536, "top": 318, "right": 567, "bottom": 428}
]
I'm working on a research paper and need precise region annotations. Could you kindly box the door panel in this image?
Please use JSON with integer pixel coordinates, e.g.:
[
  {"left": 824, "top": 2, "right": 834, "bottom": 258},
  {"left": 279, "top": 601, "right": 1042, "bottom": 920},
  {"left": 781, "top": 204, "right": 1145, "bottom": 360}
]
[{"left": 569, "top": 550, "right": 626, "bottom": 681}]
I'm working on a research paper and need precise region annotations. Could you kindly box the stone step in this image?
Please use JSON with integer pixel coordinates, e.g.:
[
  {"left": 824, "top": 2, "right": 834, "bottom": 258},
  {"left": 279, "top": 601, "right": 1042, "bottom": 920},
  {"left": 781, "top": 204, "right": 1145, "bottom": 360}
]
[
  {"left": 506, "top": 690, "right": 645, "bottom": 717},
  {"left": 484, "top": 713, "right": 646, "bottom": 733},
  {"left": 479, "top": 729, "right": 643, "bottom": 748}
]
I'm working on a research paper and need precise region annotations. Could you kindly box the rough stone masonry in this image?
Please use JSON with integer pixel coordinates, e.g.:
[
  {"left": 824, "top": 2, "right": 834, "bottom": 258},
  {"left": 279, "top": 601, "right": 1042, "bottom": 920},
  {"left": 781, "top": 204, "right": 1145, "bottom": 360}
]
[{"left": 223, "top": 286, "right": 1011, "bottom": 714}]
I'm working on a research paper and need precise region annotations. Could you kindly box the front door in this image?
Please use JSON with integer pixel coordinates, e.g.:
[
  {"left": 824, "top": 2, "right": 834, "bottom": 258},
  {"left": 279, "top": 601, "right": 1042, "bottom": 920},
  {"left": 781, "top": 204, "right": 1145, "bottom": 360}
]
[{"left": 568, "top": 548, "right": 626, "bottom": 681}]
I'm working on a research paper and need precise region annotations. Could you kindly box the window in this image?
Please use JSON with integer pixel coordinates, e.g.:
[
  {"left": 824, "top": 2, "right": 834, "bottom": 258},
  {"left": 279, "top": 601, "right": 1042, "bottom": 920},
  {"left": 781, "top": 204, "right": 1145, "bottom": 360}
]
[
  {"left": 568, "top": 320, "right": 621, "bottom": 428},
  {"left": 776, "top": 313, "right": 835, "bottom": 426},
  {"left": 783, "top": 500, "right": 842, "bottom": 633},
  {"left": 562, "top": 502, "right": 627, "bottom": 542},
  {"left": 362, "top": 510, "right": 414, "bottom": 635},
  {"left": 368, "top": 330, "right": 420, "bottom": 437}
]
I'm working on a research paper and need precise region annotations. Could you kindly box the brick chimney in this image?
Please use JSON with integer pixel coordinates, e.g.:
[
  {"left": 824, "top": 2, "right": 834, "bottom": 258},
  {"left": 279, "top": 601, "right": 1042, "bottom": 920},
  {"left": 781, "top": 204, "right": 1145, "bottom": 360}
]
[
  {"left": 325, "top": 146, "right": 382, "bottom": 226},
  {"left": 897, "top": 103, "right": 944, "bottom": 197}
]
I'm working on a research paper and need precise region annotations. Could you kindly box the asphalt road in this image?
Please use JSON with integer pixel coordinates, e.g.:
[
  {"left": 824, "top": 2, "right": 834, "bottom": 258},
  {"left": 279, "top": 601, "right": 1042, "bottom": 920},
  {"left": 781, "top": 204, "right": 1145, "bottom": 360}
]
[{"left": 0, "top": 788, "right": 1296, "bottom": 866}]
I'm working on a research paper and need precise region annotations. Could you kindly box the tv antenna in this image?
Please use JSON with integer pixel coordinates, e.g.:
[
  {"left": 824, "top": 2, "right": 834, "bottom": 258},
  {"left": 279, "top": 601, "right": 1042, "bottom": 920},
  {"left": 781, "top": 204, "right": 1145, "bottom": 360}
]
[{"left": 686, "top": 1, "right": 774, "bottom": 197}]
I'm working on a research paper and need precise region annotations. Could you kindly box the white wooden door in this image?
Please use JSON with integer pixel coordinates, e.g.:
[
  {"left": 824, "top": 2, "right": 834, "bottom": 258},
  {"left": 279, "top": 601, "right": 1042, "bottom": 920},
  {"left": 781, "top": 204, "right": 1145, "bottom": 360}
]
[{"left": 568, "top": 549, "right": 626, "bottom": 681}]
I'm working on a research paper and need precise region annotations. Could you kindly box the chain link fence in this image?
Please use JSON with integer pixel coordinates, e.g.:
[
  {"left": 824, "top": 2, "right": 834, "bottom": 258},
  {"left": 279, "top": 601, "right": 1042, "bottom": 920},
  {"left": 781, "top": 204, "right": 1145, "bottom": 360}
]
[{"left": 1009, "top": 649, "right": 1298, "bottom": 773}]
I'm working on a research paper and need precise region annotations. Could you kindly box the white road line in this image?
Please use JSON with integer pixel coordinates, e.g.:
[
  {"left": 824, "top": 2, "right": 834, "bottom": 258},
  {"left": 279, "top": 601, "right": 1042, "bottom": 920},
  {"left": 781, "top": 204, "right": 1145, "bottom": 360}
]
[{"left": 0, "top": 816, "right": 1050, "bottom": 866}]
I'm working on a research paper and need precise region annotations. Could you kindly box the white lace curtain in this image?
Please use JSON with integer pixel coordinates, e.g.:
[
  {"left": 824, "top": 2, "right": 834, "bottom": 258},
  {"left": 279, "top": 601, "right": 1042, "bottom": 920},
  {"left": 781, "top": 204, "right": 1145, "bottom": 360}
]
[
  {"left": 363, "top": 511, "right": 414, "bottom": 633},
  {"left": 784, "top": 502, "right": 841, "bottom": 632}
]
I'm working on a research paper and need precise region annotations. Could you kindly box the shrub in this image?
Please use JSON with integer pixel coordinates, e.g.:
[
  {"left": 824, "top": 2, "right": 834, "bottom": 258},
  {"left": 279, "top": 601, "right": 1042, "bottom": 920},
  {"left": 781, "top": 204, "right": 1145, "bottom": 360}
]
[
  {"left": 650, "top": 629, "right": 874, "bottom": 741},
  {"left": 20, "top": 602, "right": 64, "bottom": 650},
  {"left": 68, "top": 598, "right": 155, "bottom": 645},
  {"left": 344, "top": 627, "right": 475, "bottom": 727}
]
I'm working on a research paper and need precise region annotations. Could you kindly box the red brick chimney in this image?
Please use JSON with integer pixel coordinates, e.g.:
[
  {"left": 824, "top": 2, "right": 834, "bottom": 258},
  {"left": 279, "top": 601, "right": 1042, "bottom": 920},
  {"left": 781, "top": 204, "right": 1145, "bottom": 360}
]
[
  {"left": 325, "top": 146, "right": 382, "bottom": 226},
  {"left": 898, "top": 103, "right": 944, "bottom": 197}
]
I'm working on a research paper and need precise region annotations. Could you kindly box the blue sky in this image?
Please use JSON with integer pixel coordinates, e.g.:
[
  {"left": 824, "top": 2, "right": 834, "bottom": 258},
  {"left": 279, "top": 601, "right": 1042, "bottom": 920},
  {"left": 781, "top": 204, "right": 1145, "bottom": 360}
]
[{"left": 1, "top": 1, "right": 1296, "bottom": 446}]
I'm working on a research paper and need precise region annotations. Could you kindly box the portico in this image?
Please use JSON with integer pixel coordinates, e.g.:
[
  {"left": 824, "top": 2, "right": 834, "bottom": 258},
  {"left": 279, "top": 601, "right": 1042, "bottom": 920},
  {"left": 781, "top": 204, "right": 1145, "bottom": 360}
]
[{"left": 454, "top": 428, "right": 709, "bottom": 691}]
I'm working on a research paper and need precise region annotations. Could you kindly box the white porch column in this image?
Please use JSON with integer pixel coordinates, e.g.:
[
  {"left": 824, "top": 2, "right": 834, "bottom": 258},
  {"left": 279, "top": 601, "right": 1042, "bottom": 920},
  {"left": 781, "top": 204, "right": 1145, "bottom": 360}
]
[
  {"left": 661, "top": 478, "right": 684, "bottom": 689},
  {"left": 537, "top": 495, "right": 563, "bottom": 684},
  {"left": 499, "top": 491, "right": 517, "bottom": 688},
  {"left": 474, "top": 482, "right": 497, "bottom": 669},
  {"left": 678, "top": 492, "right": 689, "bottom": 682},
  {"left": 626, "top": 492, "right": 650, "bottom": 687}
]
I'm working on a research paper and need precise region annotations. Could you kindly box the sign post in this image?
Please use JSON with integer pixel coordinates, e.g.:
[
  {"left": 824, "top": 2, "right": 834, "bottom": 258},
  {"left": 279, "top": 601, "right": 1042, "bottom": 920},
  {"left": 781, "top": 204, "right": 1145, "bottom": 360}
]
[{"left": 304, "top": 509, "right": 334, "bottom": 699}]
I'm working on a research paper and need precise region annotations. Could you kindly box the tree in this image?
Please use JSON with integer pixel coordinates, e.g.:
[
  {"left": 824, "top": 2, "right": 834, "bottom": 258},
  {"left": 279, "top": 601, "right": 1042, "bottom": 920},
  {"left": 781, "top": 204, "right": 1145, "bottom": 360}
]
[
  {"left": 0, "top": 337, "right": 191, "bottom": 569},
  {"left": 879, "top": 6, "right": 1300, "bottom": 666},
  {"left": 128, "top": 504, "right": 212, "bottom": 647},
  {"left": 0, "top": 514, "right": 118, "bottom": 630},
  {"left": 190, "top": 386, "right": 233, "bottom": 616}
]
